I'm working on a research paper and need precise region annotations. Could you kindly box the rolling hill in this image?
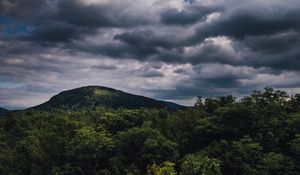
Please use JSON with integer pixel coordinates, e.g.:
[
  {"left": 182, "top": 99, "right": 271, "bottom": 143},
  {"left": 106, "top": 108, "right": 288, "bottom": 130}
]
[
  {"left": 31, "top": 86, "right": 186, "bottom": 110},
  {"left": 0, "top": 107, "right": 9, "bottom": 116}
]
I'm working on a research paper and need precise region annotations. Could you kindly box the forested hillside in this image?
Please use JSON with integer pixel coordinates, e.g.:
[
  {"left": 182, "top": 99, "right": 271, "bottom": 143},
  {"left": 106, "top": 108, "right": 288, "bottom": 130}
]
[
  {"left": 1, "top": 87, "right": 300, "bottom": 174},
  {"left": 0, "top": 107, "right": 9, "bottom": 116},
  {"left": 31, "top": 86, "right": 186, "bottom": 110}
]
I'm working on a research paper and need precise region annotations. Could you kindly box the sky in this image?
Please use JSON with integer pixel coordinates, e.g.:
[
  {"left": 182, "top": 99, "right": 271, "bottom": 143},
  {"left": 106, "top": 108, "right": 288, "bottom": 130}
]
[{"left": 1, "top": 0, "right": 300, "bottom": 109}]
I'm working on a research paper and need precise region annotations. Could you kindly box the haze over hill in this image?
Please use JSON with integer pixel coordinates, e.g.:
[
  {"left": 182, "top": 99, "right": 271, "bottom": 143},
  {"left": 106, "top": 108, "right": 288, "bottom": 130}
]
[{"left": 31, "top": 86, "right": 186, "bottom": 110}]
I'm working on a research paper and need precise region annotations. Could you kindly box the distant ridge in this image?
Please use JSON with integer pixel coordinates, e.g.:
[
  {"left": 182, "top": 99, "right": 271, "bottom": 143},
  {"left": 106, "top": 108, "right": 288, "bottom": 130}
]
[
  {"left": 0, "top": 107, "right": 9, "bottom": 116},
  {"left": 31, "top": 86, "right": 186, "bottom": 110}
]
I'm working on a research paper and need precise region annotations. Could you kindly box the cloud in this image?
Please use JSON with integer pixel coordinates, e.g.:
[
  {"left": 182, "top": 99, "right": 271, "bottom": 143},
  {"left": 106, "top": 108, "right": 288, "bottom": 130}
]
[
  {"left": 1, "top": 0, "right": 150, "bottom": 42},
  {"left": 114, "top": 30, "right": 181, "bottom": 50},
  {"left": 185, "top": 0, "right": 300, "bottom": 46},
  {"left": 1, "top": 0, "right": 300, "bottom": 109},
  {"left": 160, "top": 5, "right": 220, "bottom": 25},
  {"left": 91, "top": 64, "right": 117, "bottom": 70},
  {"left": 139, "top": 69, "right": 164, "bottom": 78}
]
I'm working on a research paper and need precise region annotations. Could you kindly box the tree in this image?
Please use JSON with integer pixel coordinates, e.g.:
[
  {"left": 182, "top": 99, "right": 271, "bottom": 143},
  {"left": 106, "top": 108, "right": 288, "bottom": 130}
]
[
  {"left": 66, "top": 126, "right": 115, "bottom": 174},
  {"left": 147, "top": 161, "right": 176, "bottom": 175},
  {"left": 241, "top": 87, "right": 290, "bottom": 151},
  {"left": 117, "top": 127, "right": 178, "bottom": 171},
  {"left": 215, "top": 103, "right": 256, "bottom": 140},
  {"left": 258, "top": 152, "right": 297, "bottom": 175},
  {"left": 166, "top": 109, "right": 218, "bottom": 155},
  {"left": 202, "top": 136, "right": 263, "bottom": 175},
  {"left": 288, "top": 134, "right": 300, "bottom": 162},
  {"left": 180, "top": 154, "right": 221, "bottom": 175},
  {"left": 203, "top": 95, "right": 235, "bottom": 114}
]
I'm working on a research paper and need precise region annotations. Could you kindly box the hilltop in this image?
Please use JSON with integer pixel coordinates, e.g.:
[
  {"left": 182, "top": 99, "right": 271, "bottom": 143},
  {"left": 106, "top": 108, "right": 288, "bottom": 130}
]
[{"left": 31, "top": 86, "right": 186, "bottom": 110}]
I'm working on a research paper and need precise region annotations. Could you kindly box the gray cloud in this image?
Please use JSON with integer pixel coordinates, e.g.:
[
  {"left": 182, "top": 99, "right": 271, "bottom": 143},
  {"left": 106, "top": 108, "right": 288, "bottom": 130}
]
[
  {"left": 160, "top": 5, "right": 220, "bottom": 25},
  {"left": 139, "top": 69, "right": 164, "bottom": 78},
  {"left": 91, "top": 64, "right": 117, "bottom": 70},
  {"left": 191, "top": 11, "right": 300, "bottom": 43},
  {"left": 1, "top": 0, "right": 300, "bottom": 109},
  {"left": 1, "top": 0, "right": 149, "bottom": 42},
  {"left": 114, "top": 30, "right": 182, "bottom": 50}
]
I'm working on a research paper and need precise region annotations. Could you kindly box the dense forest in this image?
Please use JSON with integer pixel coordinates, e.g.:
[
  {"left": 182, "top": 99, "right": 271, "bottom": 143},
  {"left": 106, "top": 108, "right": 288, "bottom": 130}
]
[{"left": 1, "top": 87, "right": 300, "bottom": 175}]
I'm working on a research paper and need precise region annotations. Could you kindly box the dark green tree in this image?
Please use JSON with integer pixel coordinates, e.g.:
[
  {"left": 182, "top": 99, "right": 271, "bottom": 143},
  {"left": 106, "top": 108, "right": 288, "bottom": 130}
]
[
  {"left": 116, "top": 127, "right": 178, "bottom": 171},
  {"left": 258, "top": 152, "right": 297, "bottom": 175}
]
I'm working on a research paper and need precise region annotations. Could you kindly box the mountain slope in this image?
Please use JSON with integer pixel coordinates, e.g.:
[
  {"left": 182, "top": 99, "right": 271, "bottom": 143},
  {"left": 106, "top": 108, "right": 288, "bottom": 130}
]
[
  {"left": 0, "top": 107, "right": 9, "bottom": 116},
  {"left": 32, "top": 86, "right": 186, "bottom": 110}
]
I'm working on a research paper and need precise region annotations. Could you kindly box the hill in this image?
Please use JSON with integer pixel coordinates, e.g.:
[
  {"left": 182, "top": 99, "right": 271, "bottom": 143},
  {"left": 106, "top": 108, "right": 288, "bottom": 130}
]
[
  {"left": 0, "top": 107, "right": 9, "bottom": 116},
  {"left": 31, "top": 86, "right": 186, "bottom": 110}
]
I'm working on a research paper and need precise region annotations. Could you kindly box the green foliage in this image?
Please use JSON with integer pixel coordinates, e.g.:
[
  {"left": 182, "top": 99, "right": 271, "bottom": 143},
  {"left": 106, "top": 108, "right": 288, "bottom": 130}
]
[
  {"left": 65, "top": 126, "right": 115, "bottom": 174},
  {"left": 202, "top": 136, "right": 263, "bottom": 175},
  {"left": 258, "top": 152, "right": 297, "bottom": 175},
  {"left": 180, "top": 154, "right": 221, "bottom": 175},
  {"left": 117, "top": 127, "right": 178, "bottom": 170},
  {"left": 1, "top": 87, "right": 300, "bottom": 175},
  {"left": 215, "top": 103, "right": 256, "bottom": 140},
  {"left": 288, "top": 134, "right": 300, "bottom": 165},
  {"left": 166, "top": 108, "right": 218, "bottom": 155},
  {"left": 203, "top": 95, "right": 235, "bottom": 114},
  {"left": 147, "top": 161, "right": 176, "bottom": 175}
]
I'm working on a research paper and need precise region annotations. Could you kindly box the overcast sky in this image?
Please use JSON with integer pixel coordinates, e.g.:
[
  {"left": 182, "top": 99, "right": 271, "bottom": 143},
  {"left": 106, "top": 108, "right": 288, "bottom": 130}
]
[{"left": 1, "top": 0, "right": 300, "bottom": 109}]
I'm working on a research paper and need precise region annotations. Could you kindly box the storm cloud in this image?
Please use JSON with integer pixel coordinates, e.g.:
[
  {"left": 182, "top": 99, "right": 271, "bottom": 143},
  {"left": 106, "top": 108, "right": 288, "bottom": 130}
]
[
  {"left": 1, "top": 0, "right": 300, "bottom": 109},
  {"left": 160, "top": 5, "right": 220, "bottom": 25}
]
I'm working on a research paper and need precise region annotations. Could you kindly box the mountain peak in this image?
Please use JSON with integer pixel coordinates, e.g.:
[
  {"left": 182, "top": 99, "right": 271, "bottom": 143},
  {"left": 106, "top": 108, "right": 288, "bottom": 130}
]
[
  {"left": 32, "top": 86, "right": 186, "bottom": 110},
  {"left": 57, "top": 86, "right": 120, "bottom": 97}
]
